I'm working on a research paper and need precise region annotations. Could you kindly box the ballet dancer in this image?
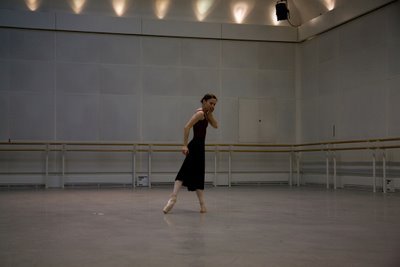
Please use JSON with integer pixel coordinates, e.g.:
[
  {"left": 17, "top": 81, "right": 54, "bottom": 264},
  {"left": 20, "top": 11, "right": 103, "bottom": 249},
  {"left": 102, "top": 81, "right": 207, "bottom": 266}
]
[{"left": 163, "top": 93, "right": 218, "bottom": 214}]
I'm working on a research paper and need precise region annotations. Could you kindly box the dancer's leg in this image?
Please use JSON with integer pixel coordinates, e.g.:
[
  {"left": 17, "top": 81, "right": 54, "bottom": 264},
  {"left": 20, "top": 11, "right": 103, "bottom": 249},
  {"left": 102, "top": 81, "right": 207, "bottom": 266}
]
[
  {"left": 196, "top": 189, "right": 207, "bottom": 213},
  {"left": 172, "top": 180, "right": 182, "bottom": 196},
  {"left": 163, "top": 180, "right": 182, "bottom": 214}
]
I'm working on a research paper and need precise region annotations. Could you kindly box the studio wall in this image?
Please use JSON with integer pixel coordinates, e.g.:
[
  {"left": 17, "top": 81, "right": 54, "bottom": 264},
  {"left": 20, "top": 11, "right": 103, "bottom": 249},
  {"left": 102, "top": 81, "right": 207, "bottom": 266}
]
[
  {"left": 0, "top": 29, "right": 296, "bottom": 144},
  {"left": 0, "top": 1, "right": 399, "bottom": 188},
  {"left": 299, "top": 1, "right": 400, "bottom": 187},
  {"left": 0, "top": 19, "right": 295, "bottom": 186}
]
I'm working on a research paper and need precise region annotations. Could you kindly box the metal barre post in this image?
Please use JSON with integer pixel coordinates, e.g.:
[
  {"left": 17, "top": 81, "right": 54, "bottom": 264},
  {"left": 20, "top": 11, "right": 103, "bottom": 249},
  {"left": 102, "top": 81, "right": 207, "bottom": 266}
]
[
  {"left": 62, "top": 144, "right": 66, "bottom": 189},
  {"left": 333, "top": 152, "right": 337, "bottom": 190},
  {"left": 45, "top": 144, "right": 49, "bottom": 189},
  {"left": 289, "top": 151, "right": 293, "bottom": 187},
  {"left": 148, "top": 145, "right": 152, "bottom": 189},
  {"left": 326, "top": 149, "right": 330, "bottom": 189},
  {"left": 382, "top": 150, "right": 386, "bottom": 193},
  {"left": 214, "top": 146, "right": 217, "bottom": 187},
  {"left": 296, "top": 152, "right": 300, "bottom": 187},
  {"left": 132, "top": 145, "right": 136, "bottom": 189},
  {"left": 228, "top": 145, "right": 232, "bottom": 187},
  {"left": 372, "top": 151, "right": 376, "bottom": 193}
]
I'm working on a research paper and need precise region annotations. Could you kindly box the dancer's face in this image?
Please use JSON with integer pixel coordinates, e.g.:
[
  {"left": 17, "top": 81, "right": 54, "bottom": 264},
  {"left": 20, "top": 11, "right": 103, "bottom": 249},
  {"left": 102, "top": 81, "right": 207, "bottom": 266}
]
[{"left": 202, "top": 98, "right": 217, "bottom": 112}]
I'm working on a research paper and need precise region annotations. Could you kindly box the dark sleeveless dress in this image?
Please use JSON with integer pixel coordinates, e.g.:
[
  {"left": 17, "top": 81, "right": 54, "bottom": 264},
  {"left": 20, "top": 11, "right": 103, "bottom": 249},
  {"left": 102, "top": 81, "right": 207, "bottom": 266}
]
[{"left": 175, "top": 115, "right": 208, "bottom": 191}]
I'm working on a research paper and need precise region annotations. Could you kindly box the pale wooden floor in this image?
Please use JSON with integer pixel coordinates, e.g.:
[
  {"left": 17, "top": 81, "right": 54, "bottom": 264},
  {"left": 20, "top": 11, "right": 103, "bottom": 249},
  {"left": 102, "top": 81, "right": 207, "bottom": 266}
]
[{"left": 0, "top": 186, "right": 400, "bottom": 267}]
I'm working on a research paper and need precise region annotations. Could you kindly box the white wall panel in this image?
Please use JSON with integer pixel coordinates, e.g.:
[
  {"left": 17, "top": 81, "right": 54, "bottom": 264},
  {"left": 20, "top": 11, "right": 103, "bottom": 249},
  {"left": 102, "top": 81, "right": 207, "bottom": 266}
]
[
  {"left": 238, "top": 98, "right": 276, "bottom": 143},
  {"left": 0, "top": 29, "right": 9, "bottom": 59},
  {"left": 386, "top": 1, "right": 400, "bottom": 42},
  {"left": 56, "top": 32, "right": 100, "bottom": 63},
  {"left": 338, "top": 19, "right": 365, "bottom": 55},
  {"left": 99, "top": 94, "right": 138, "bottom": 141},
  {"left": 318, "top": 60, "right": 338, "bottom": 96},
  {"left": 0, "top": 60, "right": 10, "bottom": 91},
  {"left": 318, "top": 30, "right": 338, "bottom": 63},
  {"left": 258, "top": 43, "right": 295, "bottom": 71},
  {"left": 258, "top": 70, "right": 294, "bottom": 98},
  {"left": 300, "top": 68, "right": 318, "bottom": 99},
  {"left": 142, "top": 67, "right": 181, "bottom": 96},
  {"left": 63, "top": 152, "right": 131, "bottom": 173},
  {"left": 10, "top": 92, "right": 54, "bottom": 140},
  {"left": 0, "top": 151, "right": 49, "bottom": 175},
  {"left": 151, "top": 152, "right": 183, "bottom": 173},
  {"left": 301, "top": 39, "right": 319, "bottom": 70},
  {"left": 98, "top": 35, "right": 141, "bottom": 65},
  {"left": 0, "top": 93, "right": 9, "bottom": 140},
  {"left": 99, "top": 65, "right": 140, "bottom": 95},
  {"left": 276, "top": 99, "right": 296, "bottom": 143},
  {"left": 141, "top": 96, "right": 182, "bottom": 142},
  {"left": 387, "top": 39, "right": 400, "bottom": 77},
  {"left": 387, "top": 76, "right": 400, "bottom": 136},
  {"left": 181, "top": 68, "right": 219, "bottom": 96},
  {"left": 0, "top": 9, "right": 55, "bottom": 30},
  {"left": 0, "top": 23, "right": 297, "bottom": 185},
  {"left": 9, "top": 30, "right": 54, "bottom": 61},
  {"left": 142, "top": 37, "right": 180, "bottom": 66},
  {"left": 56, "top": 94, "right": 99, "bottom": 141},
  {"left": 222, "top": 41, "right": 259, "bottom": 69},
  {"left": 221, "top": 69, "right": 258, "bottom": 98},
  {"left": 142, "top": 19, "right": 221, "bottom": 39},
  {"left": 358, "top": 10, "right": 387, "bottom": 49},
  {"left": 300, "top": 39, "right": 319, "bottom": 99},
  {"left": 339, "top": 83, "right": 386, "bottom": 139},
  {"left": 298, "top": 0, "right": 394, "bottom": 41},
  {"left": 181, "top": 39, "right": 220, "bottom": 68},
  {"left": 317, "top": 94, "right": 340, "bottom": 141},
  {"left": 300, "top": 1, "right": 400, "bottom": 146},
  {"left": 300, "top": 98, "right": 319, "bottom": 142},
  {"left": 221, "top": 24, "right": 297, "bottom": 42},
  {"left": 10, "top": 60, "right": 54, "bottom": 92},
  {"left": 339, "top": 46, "right": 386, "bottom": 74},
  {"left": 256, "top": 71, "right": 275, "bottom": 98},
  {"left": 57, "top": 32, "right": 140, "bottom": 68},
  {"left": 56, "top": 63, "right": 99, "bottom": 94},
  {"left": 56, "top": 13, "right": 141, "bottom": 35},
  {"left": 219, "top": 97, "right": 239, "bottom": 143}
]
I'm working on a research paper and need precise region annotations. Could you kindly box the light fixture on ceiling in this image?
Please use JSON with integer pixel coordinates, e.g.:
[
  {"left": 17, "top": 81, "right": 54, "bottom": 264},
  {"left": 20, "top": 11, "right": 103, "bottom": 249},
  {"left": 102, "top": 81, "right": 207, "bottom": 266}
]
[
  {"left": 25, "top": 0, "right": 41, "bottom": 11},
  {"left": 70, "top": 0, "right": 86, "bottom": 14},
  {"left": 231, "top": 1, "right": 254, "bottom": 24},
  {"left": 194, "top": 0, "right": 216, "bottom": 21},
  {"left": 275, "top": 0, "right": 289, "bottom": 21},
  {"left": 155, "top": 0, "right": 170, "bottom": 19},
  {"left": 112, "top": 0, "right": 128, "bottom": 16}
]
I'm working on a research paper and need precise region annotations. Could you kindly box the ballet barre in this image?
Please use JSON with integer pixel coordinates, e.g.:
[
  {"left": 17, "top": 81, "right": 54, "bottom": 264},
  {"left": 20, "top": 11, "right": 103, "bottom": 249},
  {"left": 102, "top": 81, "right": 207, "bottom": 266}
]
[{"left": 1, "top": 137, "right": 400, "bottom": 192}]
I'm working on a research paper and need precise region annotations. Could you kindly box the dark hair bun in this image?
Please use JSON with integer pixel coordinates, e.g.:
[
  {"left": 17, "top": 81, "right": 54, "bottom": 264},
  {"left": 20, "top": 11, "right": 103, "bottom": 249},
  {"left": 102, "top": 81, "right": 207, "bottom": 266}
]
[{"left": 201, "top": 93, "right": 217, "bottom": 103}]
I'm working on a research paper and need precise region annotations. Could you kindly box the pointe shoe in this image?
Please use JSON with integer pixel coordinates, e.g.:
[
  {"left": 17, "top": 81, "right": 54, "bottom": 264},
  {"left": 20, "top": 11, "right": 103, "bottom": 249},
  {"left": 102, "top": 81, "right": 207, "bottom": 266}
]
[
  {"left": 163, "top": 195, "right": 177, "bottom": 214},
  {"left": 199, "top": 202, "right": 207, "bottom": 213}
]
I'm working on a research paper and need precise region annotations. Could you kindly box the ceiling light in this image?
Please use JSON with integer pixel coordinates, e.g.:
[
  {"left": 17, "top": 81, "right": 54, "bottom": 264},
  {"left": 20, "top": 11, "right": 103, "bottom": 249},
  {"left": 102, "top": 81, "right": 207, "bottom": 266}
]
[
  {"left": 155, "top": 0, "right": 170, "bottom": 19},
  {"left": 112, "top": 0, "right": 127, "bottom": 16},
  {"left": 25, "top": 0, "right": 41, "bottom": 11}
]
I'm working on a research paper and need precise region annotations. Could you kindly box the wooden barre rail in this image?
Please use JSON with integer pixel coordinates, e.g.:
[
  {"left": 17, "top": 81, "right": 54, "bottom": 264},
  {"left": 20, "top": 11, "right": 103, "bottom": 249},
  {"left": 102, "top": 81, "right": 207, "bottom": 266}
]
[
  {"left": 2, "top": 136, "right": 400, "bottom": 148},
  {"left": 0, "top": 138, "right": 400, "bottom": 153},
  {"left": 1, "top": 138, "right": 400, "bottom": 193}
]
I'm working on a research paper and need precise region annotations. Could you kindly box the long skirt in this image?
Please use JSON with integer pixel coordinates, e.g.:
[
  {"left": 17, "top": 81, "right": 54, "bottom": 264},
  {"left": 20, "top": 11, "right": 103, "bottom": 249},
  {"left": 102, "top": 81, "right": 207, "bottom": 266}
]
[{"left": 175, "top": 138, "right": 205, "bottom": 191}]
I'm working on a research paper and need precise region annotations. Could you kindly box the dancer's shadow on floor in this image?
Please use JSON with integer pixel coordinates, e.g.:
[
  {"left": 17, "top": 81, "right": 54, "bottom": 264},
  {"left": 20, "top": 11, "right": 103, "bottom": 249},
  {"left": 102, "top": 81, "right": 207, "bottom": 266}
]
[{"left": 163, "top": 210, "right": 206, "bottom": 227}]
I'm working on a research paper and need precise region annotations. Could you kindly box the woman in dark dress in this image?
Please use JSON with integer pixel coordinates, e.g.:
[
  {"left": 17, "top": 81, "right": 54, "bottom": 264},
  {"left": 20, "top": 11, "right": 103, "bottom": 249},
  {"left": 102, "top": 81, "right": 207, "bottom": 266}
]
[{"left": 163, "top": 94, "right": 218, "bottom": 214}]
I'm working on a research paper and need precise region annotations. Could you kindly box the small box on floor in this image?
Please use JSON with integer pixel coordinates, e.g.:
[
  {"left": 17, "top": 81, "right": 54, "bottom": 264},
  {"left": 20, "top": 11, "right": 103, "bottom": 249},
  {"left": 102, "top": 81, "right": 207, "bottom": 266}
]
[
  {"left": 386, "top": 179, "right": 395, "bottom": 192},
  {"left": 137, "top": 175, "right": 149, "bottom": 187}
]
